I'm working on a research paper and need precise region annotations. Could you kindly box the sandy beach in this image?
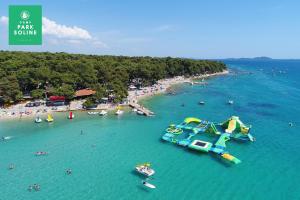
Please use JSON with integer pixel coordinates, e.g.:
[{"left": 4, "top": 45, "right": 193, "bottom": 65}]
[
  {"left": 128, "top": 70, "right": 229, "bottom": 101},
  {"left": 0, "top": 70, "right": 228, "bottom": 120}
]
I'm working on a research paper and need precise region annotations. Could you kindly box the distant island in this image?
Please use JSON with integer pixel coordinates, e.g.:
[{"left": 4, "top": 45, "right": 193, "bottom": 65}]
[
  {"left": 0, "top": 51, "right": 226, "bottom": 106},
  {"left": 224, "top": 56, "right": 273, "bottom": 60}
]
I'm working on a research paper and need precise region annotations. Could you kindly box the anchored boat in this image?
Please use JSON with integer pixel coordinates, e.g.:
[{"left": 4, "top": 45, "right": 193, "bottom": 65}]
[
  {"left": 228, "top": 100, "right": 234, "bottom": 105},
  {"left": 142, "top": 179, "right": 156, "bottom": 189},
  {"left": 99, "top": 110, "right": 108, "bottom": 116},
  {"left": 135, "top": 163, "right": 155, "bottom": 176},
  {"left": 1, "top": 136, "right": 11, "bottom": 141},
  {"left": 115, "top": 105, "right": 124, "bottom": 115},
  {"left": 199, "top": 101, "right": 205, "bottom": 105},
  {"left": 88, "top": 111, "right": 99, "bottom": 115},
  {"left": 137, "top": 110, "right": 144, "bottom": 115},
  {"left": 35, "top": 151, "right": 48, "bottom": 156},
  {"left": 115, "top": 109, "right": 124, "bottom": 115}
]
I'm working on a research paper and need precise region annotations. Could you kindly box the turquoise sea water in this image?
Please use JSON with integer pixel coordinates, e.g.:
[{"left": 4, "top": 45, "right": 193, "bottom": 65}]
[{"left": 1, "top": 60, "right": 300, "bottom": 200}]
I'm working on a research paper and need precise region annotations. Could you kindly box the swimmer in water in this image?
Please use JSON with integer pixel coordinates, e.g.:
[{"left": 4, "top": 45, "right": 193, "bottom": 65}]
[
  {"left": 66, "top": 169, "right": 72, "bottom": 175},
  {"left": 28, "top": 185, "right": 33, "bottom": 192}
]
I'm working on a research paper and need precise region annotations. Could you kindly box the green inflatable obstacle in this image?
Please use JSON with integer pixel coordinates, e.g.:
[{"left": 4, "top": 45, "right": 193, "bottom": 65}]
[
  {"left": 162, "top": 116, "right": 254, "bottom": 164},
  {"left": 189, "top": 140, "right": 212, "bottom": 152},
  {"left": 206, "top": 123, "right": 220, "bottom": 135},
  {"left": 221, "top": 116, "right": 251, "bottom": 134},
  {"left": 166, "top": 124, "right": 183, "bottom": 135}
]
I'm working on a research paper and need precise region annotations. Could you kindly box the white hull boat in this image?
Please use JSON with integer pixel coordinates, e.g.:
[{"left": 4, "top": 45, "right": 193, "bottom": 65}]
[
  {"left": 88, "top": 112, "right": 99, "bottom": 115},
  {"left": 1, "top": 136, "right": 11, "bottom": 141},
  {"left": 35, "top": 151, "right": 48, "bottom": 156},
  {"left": 137, "top": 110, "right": 144, "bottom": 115},
  {"left": 199, "top": 101, "right": 205, "bottom": 105},
  {"left": 99, "top": 110, "right": 108, "bottom": 116},
  {"left": 115, "top": 110, "right": 124, "bottom": 115},
  {"left": 142, "top": 181, "right": 156, "bottom": 189},
  {"left": 135, "top": 163, "right": 155, "bottom": 176}
]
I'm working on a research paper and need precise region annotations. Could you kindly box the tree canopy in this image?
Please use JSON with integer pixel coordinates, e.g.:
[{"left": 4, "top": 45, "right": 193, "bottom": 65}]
[{"left": 0, "top": 51, "right": 226, "bottom": 104}]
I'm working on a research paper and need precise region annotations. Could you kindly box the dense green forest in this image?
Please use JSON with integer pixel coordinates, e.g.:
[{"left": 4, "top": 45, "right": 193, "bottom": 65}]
[{"left": 0, "top": 51, "right": 226, "bottom": 104}]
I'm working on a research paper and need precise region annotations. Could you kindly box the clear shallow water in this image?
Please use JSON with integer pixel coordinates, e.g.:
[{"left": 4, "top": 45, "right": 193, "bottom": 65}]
[{"left": 1, "top": 60, "right": 300, "bottom": 200}]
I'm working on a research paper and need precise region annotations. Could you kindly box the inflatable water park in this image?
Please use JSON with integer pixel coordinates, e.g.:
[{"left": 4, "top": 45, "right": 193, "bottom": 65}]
[{"left": 162, "top": 116, "right": 254, "bottom": 164}]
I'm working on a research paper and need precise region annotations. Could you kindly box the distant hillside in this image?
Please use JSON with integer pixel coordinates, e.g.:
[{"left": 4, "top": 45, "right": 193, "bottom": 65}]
[{"left": 224, "top": 56, "right": 272, "bottom": 60}]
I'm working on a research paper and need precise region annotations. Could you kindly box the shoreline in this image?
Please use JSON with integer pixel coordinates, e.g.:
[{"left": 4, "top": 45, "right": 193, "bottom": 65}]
[
  {"left": 128, "top": 70, "right": 229, "bottom": 101},
  {"left": 0, "top": 70, "right": 228, "bottom": 121}
]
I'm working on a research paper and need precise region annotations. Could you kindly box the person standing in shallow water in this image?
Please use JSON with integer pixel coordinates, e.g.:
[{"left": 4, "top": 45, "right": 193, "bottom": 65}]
[{"left": 8, "top": 164, "right": 15, "bottom": 170}]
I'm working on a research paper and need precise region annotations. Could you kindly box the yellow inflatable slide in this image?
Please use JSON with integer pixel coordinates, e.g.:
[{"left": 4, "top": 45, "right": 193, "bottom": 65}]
[{"left": 225, "top": 120, "right": 236, "bottom": 133}]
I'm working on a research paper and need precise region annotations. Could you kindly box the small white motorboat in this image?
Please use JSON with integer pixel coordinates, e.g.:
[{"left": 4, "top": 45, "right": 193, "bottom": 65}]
[
  {"left": 99, "top": 110, "right": 108, "bottom": 116},
  {"left": 142, "top": 180, "right": 156, "bottom": 189},
  {"left": 88, "top": 111, "right": 99, "bottom": 115},
  {"left": 199, "top": 101, "right": 205, "bottom": 105},
  {"left": 35, "top": 117, "right": 42, "bottom": 123},
  {"left": 115, "top": 109, "right": 124, "bottom": 115},
  {"left": 1, "top": 136, "right": 11, "bottom": 141},
  {"left": 135, "top": 163, "right": 155, "bottom": 176},
  {"left": 228, "top": 100, "right": 234, "bottom": 105},
  {"left": 132, "top": 108, "right": 138, "bottom": 112},
  {"left": 35, "top": 151, "right": 48, "bottom": 156},
  {"left": 137, "top": 110, "right": 144, "bottom": 115}
]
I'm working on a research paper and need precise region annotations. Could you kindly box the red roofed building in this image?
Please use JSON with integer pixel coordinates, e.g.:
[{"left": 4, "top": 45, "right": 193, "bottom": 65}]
[
  {"left": 49, "top": 96, "right": 65, "bottom": 101},
  {"left": 75, "top": 89, "right": 96, "bottom": 98}
]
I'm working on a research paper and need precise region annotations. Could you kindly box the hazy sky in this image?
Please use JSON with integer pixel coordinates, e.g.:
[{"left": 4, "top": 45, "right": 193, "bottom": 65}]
[{"left": 1, "top": 0, "right": 299, "bottom": 58}]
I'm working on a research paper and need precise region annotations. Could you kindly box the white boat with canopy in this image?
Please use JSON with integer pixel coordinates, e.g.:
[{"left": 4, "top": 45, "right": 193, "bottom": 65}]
[{"left": 135, "top": 163, "right": 155, "bottom": 176}]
